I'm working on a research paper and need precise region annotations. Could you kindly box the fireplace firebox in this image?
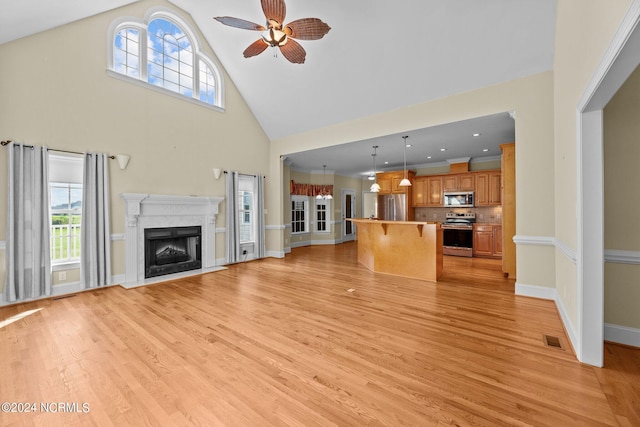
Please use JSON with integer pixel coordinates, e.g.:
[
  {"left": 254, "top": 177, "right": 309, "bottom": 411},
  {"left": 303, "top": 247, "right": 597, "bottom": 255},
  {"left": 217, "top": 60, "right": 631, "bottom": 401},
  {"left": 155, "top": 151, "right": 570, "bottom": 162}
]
[{"left": 144, "top": 226, "right": 202, "bottom": 278}]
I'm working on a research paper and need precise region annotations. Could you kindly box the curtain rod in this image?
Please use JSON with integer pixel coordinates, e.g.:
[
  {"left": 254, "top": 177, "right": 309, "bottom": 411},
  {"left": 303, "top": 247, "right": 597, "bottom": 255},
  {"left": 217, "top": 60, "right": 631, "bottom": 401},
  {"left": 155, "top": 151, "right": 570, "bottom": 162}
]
[
  {"left": 1, "top": 140, "right": 116, "bottom": 159},
  {"left": 224, "top": 170, "right": 266, "bottom": 178}
]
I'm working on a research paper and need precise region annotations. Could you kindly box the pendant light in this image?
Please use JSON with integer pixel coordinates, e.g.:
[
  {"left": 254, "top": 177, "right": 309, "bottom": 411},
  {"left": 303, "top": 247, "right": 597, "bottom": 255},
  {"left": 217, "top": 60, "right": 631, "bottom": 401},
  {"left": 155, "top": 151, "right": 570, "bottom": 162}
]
[
  {"left": 317, "top": 165, "right": 333, "bottom": 200},
  {"left": 399, "top": 135, "right": 412, "bottom": 187},
  {"left": 370, "top": 145, "right": 380, "bottom": 192}
]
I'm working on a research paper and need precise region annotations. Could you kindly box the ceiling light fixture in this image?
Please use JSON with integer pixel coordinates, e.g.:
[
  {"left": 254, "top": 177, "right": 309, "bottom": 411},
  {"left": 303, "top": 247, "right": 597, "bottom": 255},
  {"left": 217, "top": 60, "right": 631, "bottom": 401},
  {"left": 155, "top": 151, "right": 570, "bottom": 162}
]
[
  {"left": 440, "top": 148, "right": 447, "bottom": 152},
  {"left": 214, "top": 0, "right": 331, "bottom": 64},
  {"left": 316, "top": 165, "right": 333, "bottom": 199},
  {"left": 399, "top": 136, "right": 411, "bottom": 187},
  {"left": 473, "top": 133, "right": 481, "bottom": 137},
  {"left": 370, "top": 146, "right": 380, "bottom": 193}
]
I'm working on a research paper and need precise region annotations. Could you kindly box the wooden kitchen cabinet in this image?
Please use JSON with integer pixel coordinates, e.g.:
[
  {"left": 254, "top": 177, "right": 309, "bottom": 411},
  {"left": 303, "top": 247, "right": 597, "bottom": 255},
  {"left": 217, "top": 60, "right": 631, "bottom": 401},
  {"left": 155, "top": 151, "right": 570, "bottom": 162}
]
[
  {"left": 377, "top": 175, "right": 392, "bottom": 194},
  {"left": 412, "top": 176, "right": 428, "bottom": 207},
  {"left": 501, "top": 143, "right": 516, "bottom": 277},
  {"left": 493, "top": 225, "right": 503, "bottom": 256},
  {"left": 473, "top": 224, "right": 502, "bottom": 258},
  {"left": 426, "top": 176, "right": 443, "bottom": 206},
  {"left": 443, "top": 174, "right": 475, "bottom": 192},
  {"left": 474, "top": 170, "right": 501, "bottom": 206}
]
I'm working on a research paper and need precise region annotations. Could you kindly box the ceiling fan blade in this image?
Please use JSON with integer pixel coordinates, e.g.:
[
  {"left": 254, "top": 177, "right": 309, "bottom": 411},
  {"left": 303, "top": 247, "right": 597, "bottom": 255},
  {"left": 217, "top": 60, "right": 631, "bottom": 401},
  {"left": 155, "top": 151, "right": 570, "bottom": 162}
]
[
  {"left": 279, "top": 38, "right": 306, "bottom": 64},
  {"left": 284, "top": 18, "right": 331, "bottom": 40},
  {"left": 243, "top": 39, "right": 269, "bottom": 58},
  {"left": 261, "top": 0, "right": 286, "bottom": 25},
  {"left": 214, "top": 16, "right": 266, "bottom": 31}
]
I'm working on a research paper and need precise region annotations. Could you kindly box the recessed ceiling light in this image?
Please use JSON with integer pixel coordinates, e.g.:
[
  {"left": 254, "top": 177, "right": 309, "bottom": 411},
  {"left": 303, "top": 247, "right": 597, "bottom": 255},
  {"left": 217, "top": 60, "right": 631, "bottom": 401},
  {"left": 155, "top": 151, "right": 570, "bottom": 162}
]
[
  {"left": 406, "top": 144, "right": 412, "bottom": 148},
  {"left": 473, "top": 133, "right": 481, "bottom": 137},
  {"left": 440, "top": 148, "right": 446, "bottom": 152},
  {"left": 483, "top": 148, "right": 489, "bottom": 152},
  {"left": 384, "top": 161, "right": 389, "bottom": 164},
  {"left": 427, "top": 156, "right": 432, "bottom": 159}
]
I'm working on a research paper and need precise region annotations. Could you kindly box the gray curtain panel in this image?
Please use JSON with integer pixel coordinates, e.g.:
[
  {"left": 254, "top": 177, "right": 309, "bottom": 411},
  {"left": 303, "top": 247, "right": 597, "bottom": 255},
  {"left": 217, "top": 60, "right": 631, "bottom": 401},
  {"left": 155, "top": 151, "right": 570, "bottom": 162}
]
[
  {"left": 256, "top": 175, "right": 266, "bottom": 259},
  {"left": 81, "top": 152, "right": 111, "bottom": 289},
  {"left": 4, "top": 143, "right": 51, "bottom": 302},
  {"left": 225, "top": 171, "right": 240, "bottom": 264}
]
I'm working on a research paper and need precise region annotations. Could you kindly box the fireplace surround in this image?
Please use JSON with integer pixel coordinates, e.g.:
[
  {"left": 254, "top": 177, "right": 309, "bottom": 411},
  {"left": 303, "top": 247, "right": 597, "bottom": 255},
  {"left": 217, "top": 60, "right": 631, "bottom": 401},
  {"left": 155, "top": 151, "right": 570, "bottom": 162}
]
[{"left": 121, "top": 194, "right": 224, "bottom": 288}]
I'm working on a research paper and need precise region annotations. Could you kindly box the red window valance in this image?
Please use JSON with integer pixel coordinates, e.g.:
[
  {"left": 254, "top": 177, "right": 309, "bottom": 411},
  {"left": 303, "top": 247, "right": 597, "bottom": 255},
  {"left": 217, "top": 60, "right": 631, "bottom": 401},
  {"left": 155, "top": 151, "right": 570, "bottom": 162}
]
[{"left": 290, "top": 180, "right": 333, "bottom": 197}]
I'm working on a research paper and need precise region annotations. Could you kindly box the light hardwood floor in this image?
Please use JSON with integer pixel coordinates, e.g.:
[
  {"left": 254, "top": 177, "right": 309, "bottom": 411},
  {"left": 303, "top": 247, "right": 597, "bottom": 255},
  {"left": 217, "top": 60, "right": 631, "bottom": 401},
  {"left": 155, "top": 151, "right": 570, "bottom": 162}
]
[{"left": 1, "top": 242, "right": 638, "bottom": 426}]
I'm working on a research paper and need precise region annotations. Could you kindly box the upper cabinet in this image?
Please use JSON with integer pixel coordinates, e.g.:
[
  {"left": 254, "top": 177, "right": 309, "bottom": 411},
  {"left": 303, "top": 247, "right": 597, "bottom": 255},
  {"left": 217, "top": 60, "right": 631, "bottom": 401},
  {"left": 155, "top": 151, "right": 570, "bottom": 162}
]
[
  {"left": 377, "top": 171, "right": 415, "bottom": 195},
  {"left": 411, "top": 170, "right": 500, "bottom": 207},
  {"left": 427, "top": 176, "right": 443, "bottom": 206},
  {"left": 443, "top": 173, "right": 475, "bottom": 192},
  {"left": 475, "top": 170, "right": 501, "bottom": 206},
  {"left": 413, "top": 175, "right": 442, "bottom": 207}
]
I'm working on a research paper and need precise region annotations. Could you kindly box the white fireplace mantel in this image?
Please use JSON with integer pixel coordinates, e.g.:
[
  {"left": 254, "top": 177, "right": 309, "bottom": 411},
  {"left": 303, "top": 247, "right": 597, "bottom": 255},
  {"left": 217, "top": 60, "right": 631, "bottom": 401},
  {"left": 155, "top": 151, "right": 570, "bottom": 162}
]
[{"left": 121, "top": 193, "right": 224, "bottom": 288}]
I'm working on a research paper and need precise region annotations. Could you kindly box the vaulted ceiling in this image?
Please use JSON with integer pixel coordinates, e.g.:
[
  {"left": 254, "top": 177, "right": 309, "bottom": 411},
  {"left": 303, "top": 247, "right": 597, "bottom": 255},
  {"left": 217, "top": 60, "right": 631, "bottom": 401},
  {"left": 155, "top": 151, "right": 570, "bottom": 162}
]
[{"left": 0, "top": 0, "right": 557, "bottom": 175}]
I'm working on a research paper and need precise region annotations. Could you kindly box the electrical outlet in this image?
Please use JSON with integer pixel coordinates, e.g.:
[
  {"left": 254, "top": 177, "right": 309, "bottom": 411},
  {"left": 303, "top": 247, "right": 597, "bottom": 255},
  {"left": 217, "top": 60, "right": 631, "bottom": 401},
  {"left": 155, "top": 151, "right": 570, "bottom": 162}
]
[
  {"left": 242, "top": 249, "right": 247, "bottom": 255},
  {"left": 59, "top": 271, "right": 67, "bottom": 281}
]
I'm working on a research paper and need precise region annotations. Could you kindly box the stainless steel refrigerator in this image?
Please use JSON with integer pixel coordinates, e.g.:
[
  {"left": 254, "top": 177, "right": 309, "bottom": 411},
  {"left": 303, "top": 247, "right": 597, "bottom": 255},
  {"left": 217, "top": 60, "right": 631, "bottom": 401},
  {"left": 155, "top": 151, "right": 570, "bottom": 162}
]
[{"left": 376, "top": 194, "right": 407, "bottom": 221}]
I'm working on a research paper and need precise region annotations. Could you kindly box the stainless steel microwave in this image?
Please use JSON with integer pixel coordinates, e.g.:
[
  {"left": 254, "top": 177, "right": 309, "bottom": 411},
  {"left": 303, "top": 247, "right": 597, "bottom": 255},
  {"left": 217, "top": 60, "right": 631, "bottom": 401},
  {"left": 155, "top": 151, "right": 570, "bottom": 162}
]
[{"left": 443, "top": 191, "right": 474, "bottom": 207}]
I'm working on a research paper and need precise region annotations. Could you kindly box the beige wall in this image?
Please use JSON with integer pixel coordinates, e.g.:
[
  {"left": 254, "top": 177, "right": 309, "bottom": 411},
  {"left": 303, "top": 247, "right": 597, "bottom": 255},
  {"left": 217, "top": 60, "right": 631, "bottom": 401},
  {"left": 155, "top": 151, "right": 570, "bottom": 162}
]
[
  {"left": 0, "top": 0, "right": 270, "bottom": 287},
  {"left": 553, "top": 0, "right": 633, "bottom": 326},
  {"left": 603, "top": 63, "right": 640, "bottom": 329},
  {"left": 269, "top": 71, "right": 556, "bottom": 290}
]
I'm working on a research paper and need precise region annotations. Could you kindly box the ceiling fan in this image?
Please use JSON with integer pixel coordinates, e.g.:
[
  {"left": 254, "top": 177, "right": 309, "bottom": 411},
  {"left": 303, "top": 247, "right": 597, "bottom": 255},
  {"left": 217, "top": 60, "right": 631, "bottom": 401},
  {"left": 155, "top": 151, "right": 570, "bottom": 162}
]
[{"left": 214, "top": 0, "right": 331, "bottom": 64}]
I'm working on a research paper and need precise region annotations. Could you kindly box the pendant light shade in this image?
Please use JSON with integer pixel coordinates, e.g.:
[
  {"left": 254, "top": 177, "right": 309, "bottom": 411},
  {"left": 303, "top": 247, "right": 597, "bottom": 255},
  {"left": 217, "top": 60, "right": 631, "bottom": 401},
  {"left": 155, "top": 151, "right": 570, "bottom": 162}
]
[
  {"left": 399, "top": 135, "right": 412, "bottom": 187},
  {"left": 318, "top": 165, "right": 333, "bottom": 199},
  {"left": 370, "top": 145, "right": 380, "bottom": 192}
]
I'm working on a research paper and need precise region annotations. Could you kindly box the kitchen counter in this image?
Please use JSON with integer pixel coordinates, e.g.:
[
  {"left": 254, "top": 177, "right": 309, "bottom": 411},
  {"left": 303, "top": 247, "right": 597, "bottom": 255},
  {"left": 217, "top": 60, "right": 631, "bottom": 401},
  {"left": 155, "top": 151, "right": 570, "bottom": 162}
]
[{"left": 347, "top": 218, "right": 443, "bottom": 282}]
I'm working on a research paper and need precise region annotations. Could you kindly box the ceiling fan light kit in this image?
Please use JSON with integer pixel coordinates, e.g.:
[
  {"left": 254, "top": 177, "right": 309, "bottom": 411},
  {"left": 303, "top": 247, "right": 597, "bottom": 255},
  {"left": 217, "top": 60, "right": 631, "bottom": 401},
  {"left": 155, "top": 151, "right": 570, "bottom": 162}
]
[{"left": 214, "top": 0, "right": 331, "bottom": 64}]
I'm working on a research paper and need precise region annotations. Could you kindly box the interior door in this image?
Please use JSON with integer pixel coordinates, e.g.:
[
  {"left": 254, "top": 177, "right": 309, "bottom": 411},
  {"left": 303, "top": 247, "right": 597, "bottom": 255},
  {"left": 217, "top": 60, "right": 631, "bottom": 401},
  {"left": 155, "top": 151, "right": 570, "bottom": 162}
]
[{"left": 343, "top": 190, "right": 356, "bottom": 242}]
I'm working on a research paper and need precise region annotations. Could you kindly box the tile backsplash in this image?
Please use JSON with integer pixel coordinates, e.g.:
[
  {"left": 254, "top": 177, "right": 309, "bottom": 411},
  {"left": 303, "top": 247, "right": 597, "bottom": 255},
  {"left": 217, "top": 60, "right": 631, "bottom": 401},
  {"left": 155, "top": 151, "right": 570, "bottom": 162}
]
[{"left": 415, "top": 205, "right": 503, "bottom": 224}]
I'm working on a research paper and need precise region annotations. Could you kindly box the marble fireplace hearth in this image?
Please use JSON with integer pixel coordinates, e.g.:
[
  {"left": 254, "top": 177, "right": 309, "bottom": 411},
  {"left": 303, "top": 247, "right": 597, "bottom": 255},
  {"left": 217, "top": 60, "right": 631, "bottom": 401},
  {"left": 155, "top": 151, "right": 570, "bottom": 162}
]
[{"left": 121, "top": 193, "right": 224, "bottom": 288}]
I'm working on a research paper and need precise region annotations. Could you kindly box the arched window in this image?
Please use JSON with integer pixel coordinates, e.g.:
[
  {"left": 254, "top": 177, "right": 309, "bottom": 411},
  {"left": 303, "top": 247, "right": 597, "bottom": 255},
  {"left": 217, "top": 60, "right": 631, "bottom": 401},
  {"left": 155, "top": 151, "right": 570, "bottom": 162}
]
[{"left": 109, "top": 8, "right": 224, "bottom": 109}]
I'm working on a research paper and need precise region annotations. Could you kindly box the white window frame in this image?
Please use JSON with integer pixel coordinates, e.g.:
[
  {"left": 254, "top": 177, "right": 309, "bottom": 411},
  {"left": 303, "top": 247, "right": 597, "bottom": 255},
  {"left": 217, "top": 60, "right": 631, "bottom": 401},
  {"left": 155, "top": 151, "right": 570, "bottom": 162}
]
[
  {"left": 238, "top": 175, "right": 255, "bottom": 244},
  {"left": 314, "top": 198, "right": 331, "bottom": 233},
  {"left": 107, "top": 7, "right": 225, "bottom": 110},
  {"left": 291, "top": 195, "right": 309, "bottom": 235},
  {"left": 49, "top": 154, "right": 84, "bottom": 269}
]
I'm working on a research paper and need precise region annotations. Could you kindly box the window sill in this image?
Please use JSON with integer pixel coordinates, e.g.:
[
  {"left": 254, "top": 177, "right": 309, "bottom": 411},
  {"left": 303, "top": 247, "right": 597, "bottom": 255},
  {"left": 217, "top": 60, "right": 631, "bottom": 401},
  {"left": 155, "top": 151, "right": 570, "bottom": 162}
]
[{"left": 52, "top": 261, "right": 80, "bottom": 272}]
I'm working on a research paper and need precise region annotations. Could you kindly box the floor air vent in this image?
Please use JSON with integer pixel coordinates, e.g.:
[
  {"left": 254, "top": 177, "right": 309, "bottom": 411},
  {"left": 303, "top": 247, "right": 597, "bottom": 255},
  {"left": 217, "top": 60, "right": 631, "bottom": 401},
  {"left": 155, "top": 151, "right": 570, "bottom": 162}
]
[{"left": 543, "top": 334, "right": 564, "bottom": 350}]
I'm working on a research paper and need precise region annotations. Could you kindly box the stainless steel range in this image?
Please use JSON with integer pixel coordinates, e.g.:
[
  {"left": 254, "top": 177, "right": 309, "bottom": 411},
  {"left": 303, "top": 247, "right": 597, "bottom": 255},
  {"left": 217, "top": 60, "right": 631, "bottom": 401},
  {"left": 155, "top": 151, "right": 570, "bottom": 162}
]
[{"left": 441, "top": 212, "right": 475, "bottom": 257}]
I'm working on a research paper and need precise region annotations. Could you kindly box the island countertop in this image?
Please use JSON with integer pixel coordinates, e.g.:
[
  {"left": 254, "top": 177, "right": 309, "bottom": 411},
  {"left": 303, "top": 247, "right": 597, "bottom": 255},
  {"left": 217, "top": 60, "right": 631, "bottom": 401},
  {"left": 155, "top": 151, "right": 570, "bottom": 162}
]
[{"left": 347, "top": 218, "right": 443, "bottom": 282}]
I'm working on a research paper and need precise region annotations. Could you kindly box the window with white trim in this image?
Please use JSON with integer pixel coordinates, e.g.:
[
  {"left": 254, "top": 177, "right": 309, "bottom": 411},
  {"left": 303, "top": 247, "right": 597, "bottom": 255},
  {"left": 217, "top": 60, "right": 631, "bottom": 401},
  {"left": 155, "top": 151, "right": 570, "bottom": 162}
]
[
  {"left": 315, "top": 199, "right": 330, "bottom": 233},
  {"left": 238, "top": 176, "right": 255, "bottom": 243},
  {"left": 49, "top": 154, "right": 84, "bottom": 265},
  {"left": 291, "top": 195, "right": 309, "bottom": 234},
  {"left": 110, "top": 9, "right": 223, "bottom": 108}
]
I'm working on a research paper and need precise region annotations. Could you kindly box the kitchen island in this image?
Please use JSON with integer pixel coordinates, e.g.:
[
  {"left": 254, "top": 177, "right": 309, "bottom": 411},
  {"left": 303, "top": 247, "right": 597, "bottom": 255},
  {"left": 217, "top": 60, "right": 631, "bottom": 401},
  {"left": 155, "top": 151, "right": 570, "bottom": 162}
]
[{"left": 347, "top": 219, "right": 443, "bottom": 282}]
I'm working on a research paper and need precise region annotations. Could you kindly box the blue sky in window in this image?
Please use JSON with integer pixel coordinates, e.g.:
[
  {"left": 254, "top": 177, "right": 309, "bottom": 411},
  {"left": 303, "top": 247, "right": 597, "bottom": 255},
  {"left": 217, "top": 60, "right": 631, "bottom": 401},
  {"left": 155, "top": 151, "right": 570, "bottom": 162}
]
[
  {"left": 51, "top": 185, "right": 82, "bottom": 210},
  {"left": 114, "top": 28, "right": 140, "bottom": 77},
  {"left": 147, "top": 18, "right": 193, "bottom": 96}
]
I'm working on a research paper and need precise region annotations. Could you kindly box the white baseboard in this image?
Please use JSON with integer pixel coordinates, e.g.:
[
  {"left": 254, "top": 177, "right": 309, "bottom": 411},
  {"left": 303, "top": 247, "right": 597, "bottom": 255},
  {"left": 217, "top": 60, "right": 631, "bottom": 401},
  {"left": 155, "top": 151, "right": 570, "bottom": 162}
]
[
  {"left": 605, "top": 323, "right": 640, "bottom": 347},
  {"left": 515, "top": 282, "right": 556, "bottom": 300},
  {"left": 515, "top": 282, "right": 579, "bottom": 356},
  {"left": 553, "top": 290, "right": 579, "bottom": 354},
  {"left": 265, "top": 250, "right": 285, "bottom": 258}
]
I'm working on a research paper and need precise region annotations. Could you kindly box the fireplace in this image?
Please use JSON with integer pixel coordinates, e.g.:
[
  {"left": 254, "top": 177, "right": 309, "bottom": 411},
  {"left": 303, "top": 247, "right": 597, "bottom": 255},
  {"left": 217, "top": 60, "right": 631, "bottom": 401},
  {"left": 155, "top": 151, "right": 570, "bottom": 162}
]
[
  {"left": 121, "top": 193, "right": 223, "bottom": 288},
  {"left": 144, "top": 226, "right": 202, "bottom": 278}
]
